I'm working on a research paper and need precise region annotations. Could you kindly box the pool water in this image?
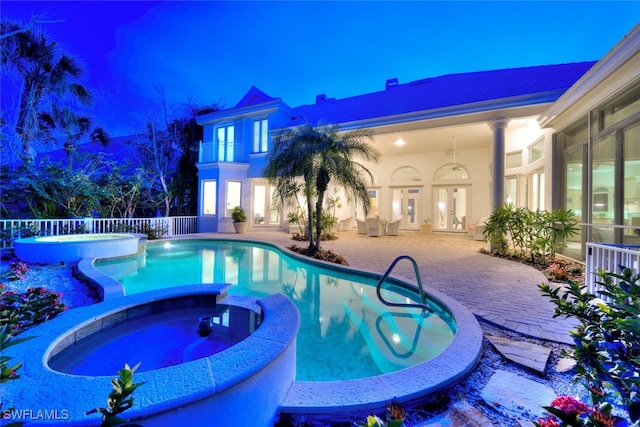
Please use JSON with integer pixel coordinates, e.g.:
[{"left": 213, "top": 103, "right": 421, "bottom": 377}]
[
  {"left": 96, "top": 240, "right": 456, "bottom": 381},
  {"left": 49, "top": 305, "right": 259, "bottom": 375}
]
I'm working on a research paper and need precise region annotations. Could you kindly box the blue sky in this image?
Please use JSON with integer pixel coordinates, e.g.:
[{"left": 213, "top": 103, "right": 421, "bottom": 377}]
[{"left": 2, "top": 1, "right": 639, "bottom": 136}]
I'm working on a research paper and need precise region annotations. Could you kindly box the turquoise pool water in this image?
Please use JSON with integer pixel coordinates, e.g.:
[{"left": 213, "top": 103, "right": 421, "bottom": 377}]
[{"left": 96, "top": 239, "right": 456, "bottom": 381}]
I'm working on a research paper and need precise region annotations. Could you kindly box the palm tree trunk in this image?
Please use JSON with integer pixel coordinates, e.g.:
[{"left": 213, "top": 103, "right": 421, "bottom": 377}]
[{"left": 315, "top": 193, "right": 325, "bottom": 252}]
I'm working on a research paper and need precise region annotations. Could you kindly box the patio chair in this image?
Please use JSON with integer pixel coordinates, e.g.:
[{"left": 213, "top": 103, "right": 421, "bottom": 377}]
[
  {"left": 339, "top": 217, "right": 354, "bottom": 231},
  {"left": 355, "top": 218, "right": 367, "bottom": 234},
  {"left": 386, "top": 219, "right": 401, "bottom": 236},
  {"left": 366, "top": 218, "right": 384, "bottom": 237}
]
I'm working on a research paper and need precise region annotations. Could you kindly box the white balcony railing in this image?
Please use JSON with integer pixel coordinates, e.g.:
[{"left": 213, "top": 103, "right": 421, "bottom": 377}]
[
  {"left": 585, "top": 242, "right": 640, "bottom": 301},
  {"left": 0, "top": 216, "right": 198, "bottom": 249}
]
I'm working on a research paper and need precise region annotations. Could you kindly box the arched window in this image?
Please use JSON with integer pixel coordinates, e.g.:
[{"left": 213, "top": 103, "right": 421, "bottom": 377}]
[
  {"left": 391, "top": 166, "right": 421, "bottom": 182},
  {"left": 433, "top": 164, "right": 469, "bottom": 180}
]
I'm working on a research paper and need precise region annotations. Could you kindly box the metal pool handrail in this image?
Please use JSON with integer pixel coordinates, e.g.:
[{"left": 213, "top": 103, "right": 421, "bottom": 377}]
[{"left": 376, "top": 255, "right": 432, "bottom": 313}]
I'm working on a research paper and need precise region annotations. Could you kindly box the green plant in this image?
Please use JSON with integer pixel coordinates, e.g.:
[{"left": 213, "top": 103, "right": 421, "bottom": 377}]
[
  {"left": 484, "top": 204, "right": 579, "bottom": 265},
  {"left": 357, "top": 401, "right": 406, "bottom": 427},
  {"left": 231, "top": 205, "right": 247, "bottom": 222},
  {"left": 0, "top": 285, "right": 66, "bottom": 335},
  {"left": 86, "top": 362, "right": 145, "bottom": 427},
  {"left": 539, "top": 267, "right": 640, "bottom": 425},
  {"left": 0, "top": 325, "right": 34, "bottom": 427},
  {"left": 4, "top": 262, "right": 29, "bottom": 281}
]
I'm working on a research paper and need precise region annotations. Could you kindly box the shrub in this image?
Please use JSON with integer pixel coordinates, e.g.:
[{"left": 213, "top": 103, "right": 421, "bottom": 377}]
[
  {"left": 538, "top": 267, "right": 640, "bottom": 425},
  {"left": 4, "top": 262, "right": 29, "bottom": 281},
  {"left": 484, "top": 204, "right": 579, "bottom": 265},
  {"left": 0, "top": 285, "right": 66, "bottom": 335},
  {"left": 86, "top": 362, "right": 145, "bottom": 427}
]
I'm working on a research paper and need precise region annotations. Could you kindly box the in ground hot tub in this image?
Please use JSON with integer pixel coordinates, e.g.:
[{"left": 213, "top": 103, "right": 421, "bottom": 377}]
[
  {"left": 2, "top": 285, "right": 299, "bottom": 427},
  {"left": 14, "top": 233, "right": 141, "bottom": 264}
]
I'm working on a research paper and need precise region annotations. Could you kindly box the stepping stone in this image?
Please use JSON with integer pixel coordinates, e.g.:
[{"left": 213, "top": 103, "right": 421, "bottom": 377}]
[
  {"left": 481, "top": 370, "right": 556, "bottom": 419},
  {"left": 555, "top": 357, "right": 577, "bottom": 373},
  {"left": 486, "top": 335, "right": 551, "bottom": 375},
  {"left": 414, "top": 401, "right": 493, "bottom": 426}
]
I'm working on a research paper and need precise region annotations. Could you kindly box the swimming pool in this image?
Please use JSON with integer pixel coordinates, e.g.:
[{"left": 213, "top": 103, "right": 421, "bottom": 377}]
[{"left": 95, "top": 239, "right": 456, "bottom": 382}]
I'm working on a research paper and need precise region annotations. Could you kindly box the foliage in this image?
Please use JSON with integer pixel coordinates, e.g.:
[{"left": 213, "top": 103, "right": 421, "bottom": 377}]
[
  {"left": 231, "top": 205, "right": 247, "bottom": 222},
  {"left": 538, "top": 267, "right": 640, "bottom": 425},
  {"left": 545, "top": 260, "right": 571, "bottom": 282},
  {"left": 1, "top": 18, "right": 93, "bottom": 161},
  {"left": 4, "top": 262, "right": 28, "bottom": 281},
  {"left": 357, "top": 401, "right": 407, "bottom": 427},
  {"left": 0, "top": 325, "right": 34, "bottom": 384},
  {"left": 111, "top": 222, "right": 167, "bottom": 240},
  {"left": 0, "top": 284, "right": 66, "bottom": 335},
  {"left": 0, "top": 325, "right": 34, "bottom": 427},
  {"left": 265, "top": 124, "right": 380, "bottom": 254},
  {"left": 535, "top": 395, "right": 626, "bottom": 427},
  {"left": 288, "top": 244, "right": 348, "bottom": 266},
  {"left": 86, "top": 362, "right": 146, "bottom": 427},
  {"left": 483, "top": 204, "right": 579, "bottom": 265}
]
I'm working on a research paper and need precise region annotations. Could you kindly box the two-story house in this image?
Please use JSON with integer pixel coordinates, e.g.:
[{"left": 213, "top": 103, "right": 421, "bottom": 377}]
[{"left": 196, "top": 23, "right": 640, "bottom": 261}]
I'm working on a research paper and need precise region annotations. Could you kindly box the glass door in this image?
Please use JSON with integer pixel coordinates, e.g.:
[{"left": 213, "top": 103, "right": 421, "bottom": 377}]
[
  {"left": 434, "top": 186, "right": 469, "bottom": 232},
  {"left": 252, "top": 182, "right": 280, "bottom": 226},
  {"left": 391, "top": 188, "right": 421, "bottom": 229}
]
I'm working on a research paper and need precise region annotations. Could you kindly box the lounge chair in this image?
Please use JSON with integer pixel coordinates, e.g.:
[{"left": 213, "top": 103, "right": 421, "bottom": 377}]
[
  {"left": 366, "top": 217, "right": 384, "bottom": 237},
  {"left": 355, "top": 218, "right": 367, "bottom": 234},
  {"left": 386, "top": 219, "right": 401, "bottom": 236}
]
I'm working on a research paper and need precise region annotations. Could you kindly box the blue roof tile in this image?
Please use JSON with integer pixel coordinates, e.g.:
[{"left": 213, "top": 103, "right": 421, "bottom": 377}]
[{"left": 289, "top": 61, "right": 597, "bottom": 126}]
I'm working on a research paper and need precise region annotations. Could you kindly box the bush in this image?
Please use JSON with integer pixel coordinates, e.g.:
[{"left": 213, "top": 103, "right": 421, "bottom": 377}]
[
  {"left": 538, "top": 267, "right": 640, "bottom": 425},
  {"left": 0, "top": 285, "right": 66, "bottom": 335},
  {"left": 484, "top": 204, "right": 579, "bottom": 265}
]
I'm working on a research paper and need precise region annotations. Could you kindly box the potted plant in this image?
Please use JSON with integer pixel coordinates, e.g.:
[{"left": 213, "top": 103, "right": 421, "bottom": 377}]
[
  {"left": 231, "top": 206, "right": 248, "bottom": 234},
  {"left": 421, "top": 218, "right": 432, "bottom": 234}
]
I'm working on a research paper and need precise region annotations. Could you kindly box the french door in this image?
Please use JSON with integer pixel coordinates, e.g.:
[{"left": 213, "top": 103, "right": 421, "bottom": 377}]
[
  {"left": 433, "top": 186, "right": 469, "bottom": 232},
  {"left": 391, "top": 188, "right": 421, "bottom": 229}
]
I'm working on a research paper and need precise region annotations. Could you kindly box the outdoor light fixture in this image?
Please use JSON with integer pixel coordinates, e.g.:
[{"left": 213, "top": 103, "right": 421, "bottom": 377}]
[{"left": 394, "top": 138, "right": 405, "bottom": 147}]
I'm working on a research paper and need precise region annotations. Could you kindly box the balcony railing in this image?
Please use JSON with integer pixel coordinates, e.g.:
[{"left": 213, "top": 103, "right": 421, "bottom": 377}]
[
  {"left": 0, "top": 216, "right": 198, "bottom": 249},
  {"left": 585, "top": 242, "right": 640, "bottom": 301}
]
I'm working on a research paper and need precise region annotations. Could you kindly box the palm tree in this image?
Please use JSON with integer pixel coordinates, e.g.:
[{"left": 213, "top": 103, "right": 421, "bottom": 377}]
[
  {"left": 39, "top": 105, "right": 109, "bottom": 169},
  {"left": 264, "top": 123, "right": 380, "bottom": 254},
  {"left": 264, "top": 124, "right": 319, "bottom": 249},
  {"left": 311, "top": 125, "right": 380, "bottom": 252},
  {"left": 1, "top": 20, "right": 92, "bottom": 160}
]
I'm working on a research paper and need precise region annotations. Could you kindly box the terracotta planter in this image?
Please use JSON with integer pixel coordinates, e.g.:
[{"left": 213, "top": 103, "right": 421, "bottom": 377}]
[{"left": 233, "top": 221, "right": 248, "bottom": 234}]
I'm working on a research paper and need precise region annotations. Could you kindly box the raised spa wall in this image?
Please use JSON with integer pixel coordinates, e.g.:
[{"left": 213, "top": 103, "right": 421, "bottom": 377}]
[
  {"left": 2, "top": 285, "right": 300, "bottom": 427},
  {"left": 14, "top": 233, "right": 145, "bottom": 264}
]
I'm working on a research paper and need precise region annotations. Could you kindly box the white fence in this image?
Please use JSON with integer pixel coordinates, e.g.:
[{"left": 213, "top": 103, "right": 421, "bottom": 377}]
[
  {"left": 585, "top": 242, "right": 640, "bottom": 300},
  {"left": 0, "top": 216, "right": 198, "bottom": 249}
]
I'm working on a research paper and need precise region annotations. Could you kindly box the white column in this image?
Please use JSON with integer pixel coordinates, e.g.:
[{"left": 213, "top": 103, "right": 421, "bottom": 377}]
[{"left": 488, "top": 119, "right": 510, "bottom": 211}]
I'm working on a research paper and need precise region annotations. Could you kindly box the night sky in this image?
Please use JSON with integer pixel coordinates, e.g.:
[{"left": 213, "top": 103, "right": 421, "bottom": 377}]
[{"left": 2, "top": 1, "right": 639, "bottom": 136}]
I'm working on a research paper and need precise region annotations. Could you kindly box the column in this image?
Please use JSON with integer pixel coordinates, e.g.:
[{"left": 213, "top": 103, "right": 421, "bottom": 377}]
[{"left": 488, "top": 119, "right": 510, "bottom": 211}]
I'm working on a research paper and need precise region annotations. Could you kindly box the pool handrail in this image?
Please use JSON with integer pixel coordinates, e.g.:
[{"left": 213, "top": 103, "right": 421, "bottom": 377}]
[{"left": 375, "top": 255, "right": 433, "bottom": 313}]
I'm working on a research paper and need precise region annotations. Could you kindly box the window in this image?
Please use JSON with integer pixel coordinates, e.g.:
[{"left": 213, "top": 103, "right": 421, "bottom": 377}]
[
  {"left": 226, "top": 181, "right": 241, "bottom": 217},
  {"left": 529, "top": 139, "right": 544, "bottom": 164},
  {"left": 505, "top": 151, "right": 522, "bottom": 169},
  {"left": 202, "top": 180, "right": 217, "bottom": 215},
  {"left": 253, "top": 118, "right": 268, "bottom": 153},
  {"left": 531, "top": 170, "right": 544, "bottom": 211},
  {"left": 217, "top": 124, "right": 235, "bottom": 162}
]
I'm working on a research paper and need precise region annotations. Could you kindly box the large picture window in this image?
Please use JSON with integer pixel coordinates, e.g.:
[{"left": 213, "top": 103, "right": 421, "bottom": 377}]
[
  {"left": 217, "top": 124, "right": 235, "bottom": 162},
  {"left": 202, "top": 180, "right": 217, "bottom": 215},
  {"left": 253, "top": 118, "right": 268, "bottom": 153}
]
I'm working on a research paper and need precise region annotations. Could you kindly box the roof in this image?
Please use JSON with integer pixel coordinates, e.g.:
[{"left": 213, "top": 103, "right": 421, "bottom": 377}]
[
  {"left": 284, "top": 61, "right": 597, "bottom": 126},
  {"left": 234, "top": 85, "right": 277, "bottom": 108}
]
